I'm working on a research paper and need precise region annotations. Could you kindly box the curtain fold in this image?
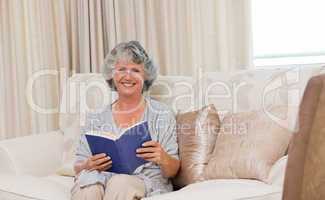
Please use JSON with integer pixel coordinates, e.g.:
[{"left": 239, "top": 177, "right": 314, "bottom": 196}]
[
  {"left": 111, "top": 0, "right": 253, "bottom": 75},
  {"left": 69, "top": 0, "right": 116, "bottom": 73}
]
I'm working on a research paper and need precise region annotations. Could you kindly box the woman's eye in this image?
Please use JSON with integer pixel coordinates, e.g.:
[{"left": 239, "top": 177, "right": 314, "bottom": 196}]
[
  {"left": 131, "top": 69, "right": 141, "bottom": 73},
  {"left": 116, "top": 67, "right": 126, "bottom": 72}
]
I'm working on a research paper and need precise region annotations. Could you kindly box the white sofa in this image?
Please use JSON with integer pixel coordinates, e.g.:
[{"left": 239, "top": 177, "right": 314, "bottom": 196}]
[{"left": 0, "top": 66, "right": 324, "bottom": 200}]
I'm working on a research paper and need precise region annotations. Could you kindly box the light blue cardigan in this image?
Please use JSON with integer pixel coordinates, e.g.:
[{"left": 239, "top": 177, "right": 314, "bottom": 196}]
[{"left": 74, "top": 97, "right": 179, "bottom": 197}]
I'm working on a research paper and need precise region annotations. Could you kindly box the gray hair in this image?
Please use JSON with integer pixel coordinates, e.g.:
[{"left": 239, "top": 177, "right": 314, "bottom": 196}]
[{"left": 103, "top": 41, "right": 158, "bottom": 91}]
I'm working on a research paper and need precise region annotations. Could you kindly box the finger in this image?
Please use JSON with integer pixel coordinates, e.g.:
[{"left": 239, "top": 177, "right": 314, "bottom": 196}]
[
  {"left": 98, "top": 160, "right": 112, "bottom": 171},
  {"left": 137, "top": 153, "right": 158, "bottom": 159},
  {"left": 99, "top": 162, "right": 112, "bottom": 171},
  {"left": 136, "top": 147, "right": 157, "bottom": 153},
  {"left": 102, "top": 164, "right": 112, "bottom": 171},
  {"left": 142, "top": 140, "right": 158, "bottom": 147},
  {"left": 92, "top": 160, "right": 112, "bottom": 171},
  {"left": 95, "top": 157, "right": 111, "bottom": 165},
  {"left": 101, "top": 164, "right": 112, "bottom": 171},
  {"left": 91, "top": 153, "right": 106, "bottom": 160}
]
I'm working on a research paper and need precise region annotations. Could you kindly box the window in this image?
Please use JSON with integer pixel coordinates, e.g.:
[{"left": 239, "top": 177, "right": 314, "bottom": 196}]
[{"left": 252, "top": 0, "right": 325, "bottom": 66}]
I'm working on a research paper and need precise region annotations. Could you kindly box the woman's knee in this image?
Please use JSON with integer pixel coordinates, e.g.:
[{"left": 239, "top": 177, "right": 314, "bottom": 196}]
[
  {"left": 71, "top": 183, "right": 104, "bottom": 200},
  {"left": 104, "top": 175, "right": 145, "bottom": 199},
  {"left": 107, "top": 174, "right": 132, "bottom": 186}
]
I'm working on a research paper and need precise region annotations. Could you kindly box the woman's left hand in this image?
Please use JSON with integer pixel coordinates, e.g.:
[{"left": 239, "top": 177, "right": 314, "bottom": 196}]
[{"left": 136, "top": 141, "right": 168, "bottom": 165}]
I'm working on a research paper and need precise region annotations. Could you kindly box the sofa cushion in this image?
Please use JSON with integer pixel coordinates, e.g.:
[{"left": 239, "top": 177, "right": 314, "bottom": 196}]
[
  {"left": 143, "top": 179, "right": 282, "bottom": 200},
  {"left": 0, "top": 131, "right": 63, "bottom": 176},
  {"left": 0, "top": 174, "right": 73, "bottom": 200},
  {"left": 148, "top": 75, "right": 196, "bottom": 113},
  {"left": 172, "top": 105, "right": 220, "bottom": 188},
  {"left": 267, "top": 156, "right": 288, "bottom": 187},
  {"left": 204, "top": 106, "right": 294, "bottom": 182},
  {"left": 199, "top": 66, "right": 324, "bottom": 120},
  {"left": 199, "top": 69, "right": 287, "bottom": 118},
  {"left": 42, "top": 174, "right": 74, "bottom": 189}
]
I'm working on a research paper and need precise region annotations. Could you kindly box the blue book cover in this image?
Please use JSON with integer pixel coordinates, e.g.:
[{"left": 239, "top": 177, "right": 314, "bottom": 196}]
[{"left": 85, "top": 121, "right": 151, "bottom": 174}]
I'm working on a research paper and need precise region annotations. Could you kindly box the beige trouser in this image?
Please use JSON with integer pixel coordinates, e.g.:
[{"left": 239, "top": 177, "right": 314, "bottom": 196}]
[{"left": 71, "top": 174, "right": 146, "bottom": 200}]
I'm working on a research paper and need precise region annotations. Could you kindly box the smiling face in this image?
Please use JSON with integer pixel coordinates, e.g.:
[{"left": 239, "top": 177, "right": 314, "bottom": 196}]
[{"left": 113, "top": 60, "right": 146, "bottom": 98}]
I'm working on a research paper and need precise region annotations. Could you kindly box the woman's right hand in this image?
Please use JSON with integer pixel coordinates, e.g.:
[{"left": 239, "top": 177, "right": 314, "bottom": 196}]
[{"left": 84, "top": 153, "right": 112, "bottom": 172}]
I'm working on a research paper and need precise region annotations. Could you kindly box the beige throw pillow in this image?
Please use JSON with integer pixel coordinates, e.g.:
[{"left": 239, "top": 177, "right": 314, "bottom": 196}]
[
  {"left": 56, "top": 112, "right": 80, "bottom": 176},
  {"left": 204, "top": 106, "right": 294, "bottom": 182},
  {"left": 173, "top": 105, "right": 221, "bottom": 188}
]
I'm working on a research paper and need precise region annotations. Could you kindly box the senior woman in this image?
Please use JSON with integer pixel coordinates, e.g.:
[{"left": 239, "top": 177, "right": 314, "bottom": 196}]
[{"left": 71, "top": 41, "right": 180, "bottom": 200}]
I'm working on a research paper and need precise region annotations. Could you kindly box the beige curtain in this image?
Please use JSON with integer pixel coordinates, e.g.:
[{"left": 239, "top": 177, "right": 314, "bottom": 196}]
[
  {"left": 71, "top": 0, "right": 113, "bottom": 73},
  {"left": 0, "top": 0, "right": 113, "bottom": 139},
  {"left": 112, "top": 0, "right": 253, "bottom": 75},
  {"left": 0, "top": 0, "right": 67, "bottom": 139}
]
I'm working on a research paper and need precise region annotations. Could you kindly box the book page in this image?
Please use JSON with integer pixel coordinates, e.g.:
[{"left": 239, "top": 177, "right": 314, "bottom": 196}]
[
  {"left": 86, "top": 130, "right": 118, "bottom": 140},
  {"left": 119, "top": 121, "right": 147, "bottom": 137}
]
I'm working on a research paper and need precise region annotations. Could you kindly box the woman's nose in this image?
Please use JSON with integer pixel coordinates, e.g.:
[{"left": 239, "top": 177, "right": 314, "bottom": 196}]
[
  {"left": 125, "top": 69, "right": 133, "bottom": 76},
  {"left": 123, "top": 70, "right": 133, "bottom": 79},
  {"left": 118, "top": 69, "right": 133, "bottom": 76}
]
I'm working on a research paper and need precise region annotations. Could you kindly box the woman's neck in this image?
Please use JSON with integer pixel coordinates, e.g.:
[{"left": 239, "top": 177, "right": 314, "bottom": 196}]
[{"left": 115, "top": 95, "right": 145, "bottom": 112}]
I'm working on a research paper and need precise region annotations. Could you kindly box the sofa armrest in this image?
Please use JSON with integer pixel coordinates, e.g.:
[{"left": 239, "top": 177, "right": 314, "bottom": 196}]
[
  {"left": 0, "top": 130, "right": 64, "bottom": 176},
  {"left": 267, "top": 155, "right": 288, "bottom": 186}
]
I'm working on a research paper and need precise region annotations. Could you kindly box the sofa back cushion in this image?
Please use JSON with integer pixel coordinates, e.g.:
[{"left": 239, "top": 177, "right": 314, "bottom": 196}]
[
  {"left": 283, "top": 74, "right": 325, "bottom": 200},
  {"left": 198, "top": 69, "right": 287, "bottom": 118},
  {"left": 204, "top": 106, "right": 294, "bottom": 182},
  {"left": 199, "top": 66, "right": 325, "bottom": 120},
  {"left": 148, "top": 75, "right": 196, "bottom": 113},
  {"left": 172, "top": 105, "right": 220, "bottom": 188}
]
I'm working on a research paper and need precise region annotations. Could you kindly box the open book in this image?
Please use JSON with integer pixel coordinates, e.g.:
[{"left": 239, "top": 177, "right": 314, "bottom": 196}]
[{"left": 85, "top": 121, "right": 151, "bottom": 174}]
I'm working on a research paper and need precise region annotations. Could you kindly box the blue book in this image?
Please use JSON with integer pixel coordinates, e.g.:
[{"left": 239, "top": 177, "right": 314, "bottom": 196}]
[{"left": 85, "top": 121, "right": 151, "bottom": 174}]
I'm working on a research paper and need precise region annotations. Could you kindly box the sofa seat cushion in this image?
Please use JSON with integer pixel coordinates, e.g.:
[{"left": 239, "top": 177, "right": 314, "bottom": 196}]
[
  {"left": 0, "top": 174, "right": 73, "bottom": 200},
  {"left": 42, "top": 174, "right": 74, "bottom": 189},
  {"left": 144, "top": 179, "right": 282, "bottom": 200}
]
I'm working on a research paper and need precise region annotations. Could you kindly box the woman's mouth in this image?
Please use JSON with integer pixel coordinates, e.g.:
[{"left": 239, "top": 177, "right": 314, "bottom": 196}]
[{"left": 121, "top": 82, "right": 136, "bottom": 88}]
